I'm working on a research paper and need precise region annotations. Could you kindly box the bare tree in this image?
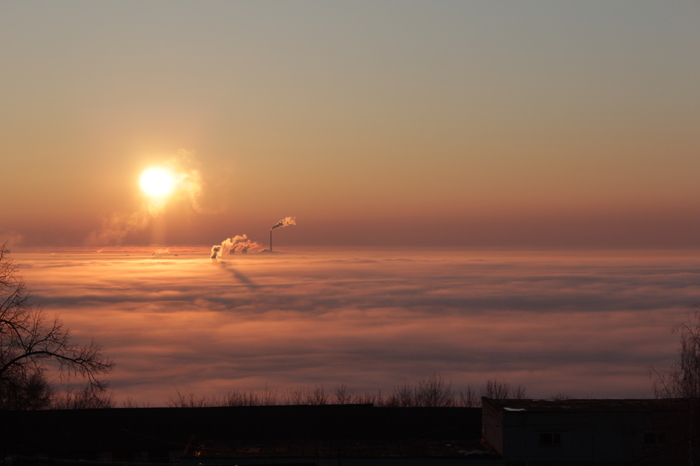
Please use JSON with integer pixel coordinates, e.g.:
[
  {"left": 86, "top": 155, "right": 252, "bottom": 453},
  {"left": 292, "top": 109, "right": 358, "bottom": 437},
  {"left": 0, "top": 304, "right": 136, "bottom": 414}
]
[
  {"left": 222, "top": 389, "right": 255, "bottom": 406},
  {"left": 385, "top": 374, "right": 454, "bottom": 407},
  {"left": 306, "top": 385, "right": 328, "bottom": 405},
  {"left": 259, "top": 385, "right": 280, "bottom": 405},
  {"left": 548, "top": 391, "right": 572, "bottom": 401},
  {"left": 480, "top": 378, "right": 527, "bottom": 400},
  {"left": 353, "top": 390, "right": 383, "bottom": 405},
  {"left": 458, "top": 384, "right": 480, "bottom": 407},
  {"left": 651, "top": 310, "right": 700, "bottom": 398},
  {"left": 161, "top": 376, "right": 531, "bottom": 408},
  {"left": 481, "top": 379, "right": 510, "bottom": 399},
  {"left": 0, "top": 245, "right": 114, "bottom": 409},
  {"left": 414, "top": 373, "right": 454, "bottom": 407},
  {"left": 121, "top": 396, "right": 151, "bottom": 408},
  {"left": 511, "top": 383, "right": 527, "bottom": 400},
  {"left": 285, "top": 386, "right": 305, "bottom": 405},
  {"left": 387, "top": 380, "right": 414, "bottom": 407},
  {"left": 167, "top": 388, "right": 211, "bottom": 408},
  {"left": 52, "top": 385, "right": 114, "bottom": 409},
  {"left": 334, "top": 384, "right": 351, "bottom": 404}
]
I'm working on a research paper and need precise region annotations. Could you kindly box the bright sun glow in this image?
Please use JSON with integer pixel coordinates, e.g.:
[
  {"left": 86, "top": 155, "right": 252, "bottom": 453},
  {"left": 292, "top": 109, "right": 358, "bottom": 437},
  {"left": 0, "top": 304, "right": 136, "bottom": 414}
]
[{"left": 139, "top": 167, "right": 176, "bottom": 198}]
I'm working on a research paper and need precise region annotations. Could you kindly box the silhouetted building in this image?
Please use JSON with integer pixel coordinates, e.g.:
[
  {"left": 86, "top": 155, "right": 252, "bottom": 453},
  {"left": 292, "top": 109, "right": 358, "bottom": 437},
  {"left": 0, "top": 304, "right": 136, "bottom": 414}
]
[
  {"left": 482, "top": 397, "right": 699, "bottom": 465},
  {"left": 1, "top": 404, "right": 491, "bottom": 465},
  {"left": 5, "top": 400, "right": 697, "bottom": 465}
]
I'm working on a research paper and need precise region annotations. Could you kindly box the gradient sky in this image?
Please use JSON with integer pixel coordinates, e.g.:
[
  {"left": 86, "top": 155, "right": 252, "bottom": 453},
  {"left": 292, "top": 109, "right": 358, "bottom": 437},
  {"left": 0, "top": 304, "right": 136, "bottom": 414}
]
[
  {"left": 3, "top": 3, "right": 700, "bottom": 405},
  {"left": 1, "top": 1, "right": 698, "bottom": 247}
]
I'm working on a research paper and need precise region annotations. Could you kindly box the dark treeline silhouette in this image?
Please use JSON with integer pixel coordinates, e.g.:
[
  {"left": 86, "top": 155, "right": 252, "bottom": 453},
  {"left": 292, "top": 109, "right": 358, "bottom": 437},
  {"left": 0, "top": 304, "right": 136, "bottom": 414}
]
[
  {"left": 165, "top": 373, "right": 527, "bottom": 408},
  {"left": 0, "top": 244, "right": 114, "bottom": 410}
]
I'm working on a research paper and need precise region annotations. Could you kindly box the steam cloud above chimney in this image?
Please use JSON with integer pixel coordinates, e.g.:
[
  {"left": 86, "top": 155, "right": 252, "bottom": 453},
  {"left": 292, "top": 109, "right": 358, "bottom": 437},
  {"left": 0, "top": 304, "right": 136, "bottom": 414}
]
[{"left": 211, "top": 234, "right": 261, "bottom": 259}]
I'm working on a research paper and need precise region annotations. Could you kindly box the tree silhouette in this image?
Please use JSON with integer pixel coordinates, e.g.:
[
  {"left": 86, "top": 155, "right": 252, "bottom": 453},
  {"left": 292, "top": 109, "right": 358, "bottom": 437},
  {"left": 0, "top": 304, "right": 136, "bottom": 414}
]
[
  {"left": 0, "top": 244, "right": 114, "bottom": 409},
  {"left": 651, "top": 310, "right": 700, "bottom": 398}
]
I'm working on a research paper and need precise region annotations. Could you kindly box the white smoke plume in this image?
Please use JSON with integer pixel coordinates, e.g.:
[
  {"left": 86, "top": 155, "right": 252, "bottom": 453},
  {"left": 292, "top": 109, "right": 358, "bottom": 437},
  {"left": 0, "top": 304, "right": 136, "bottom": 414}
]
[
  {"left": 237, "top": 239, "right": 261, "bottom": 254},
  {"left": 86, "top": 210, "right": 150, "bottom": 246},
  {"left": 271, "top": 217, "right": 296, "bottom": 230},
  {"left": 210, "top": 235, "right": 262, "bottom": 259}
]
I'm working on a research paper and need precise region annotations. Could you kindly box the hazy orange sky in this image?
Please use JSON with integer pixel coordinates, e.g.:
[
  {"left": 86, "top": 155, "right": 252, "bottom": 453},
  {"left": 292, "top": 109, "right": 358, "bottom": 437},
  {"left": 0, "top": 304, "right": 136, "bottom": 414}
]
[
  {"left": 1, "top": 1, "right": 699, "bottom": 247},
  {"left": 3, "top": 2, "right": 700, "bottom": 405}
]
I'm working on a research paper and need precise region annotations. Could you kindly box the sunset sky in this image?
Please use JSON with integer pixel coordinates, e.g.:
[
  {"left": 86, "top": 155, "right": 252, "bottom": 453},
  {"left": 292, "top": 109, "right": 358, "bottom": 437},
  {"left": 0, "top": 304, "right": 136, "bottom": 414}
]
[
  {"left": 1, "top": 2, "right": 699, "bottom": 405},
  {"left": 1, "top": 1, "right": 698, "bottom": 248}
]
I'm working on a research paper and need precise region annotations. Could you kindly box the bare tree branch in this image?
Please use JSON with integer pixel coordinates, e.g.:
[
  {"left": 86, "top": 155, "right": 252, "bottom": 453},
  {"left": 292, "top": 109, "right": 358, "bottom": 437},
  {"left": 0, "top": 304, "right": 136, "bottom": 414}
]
[
  {"left": 0, "top": 244, "right": 114, "bottom": 409},
  {"left": 651, "top": 309, "right": 700, "bottom": 398}
]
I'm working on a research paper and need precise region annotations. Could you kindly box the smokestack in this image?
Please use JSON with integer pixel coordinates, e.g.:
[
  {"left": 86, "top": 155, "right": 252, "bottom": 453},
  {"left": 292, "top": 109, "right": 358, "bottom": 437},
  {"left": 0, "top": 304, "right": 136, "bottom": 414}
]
[{"left": 269, "top": 217, "right": 296, "bottom": 252}]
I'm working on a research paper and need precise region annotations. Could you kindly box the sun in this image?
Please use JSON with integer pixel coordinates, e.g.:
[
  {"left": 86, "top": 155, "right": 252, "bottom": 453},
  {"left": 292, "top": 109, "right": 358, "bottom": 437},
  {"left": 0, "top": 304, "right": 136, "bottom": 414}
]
[{"left": 139, "top": 167, "right": 176, "bottom": 198}]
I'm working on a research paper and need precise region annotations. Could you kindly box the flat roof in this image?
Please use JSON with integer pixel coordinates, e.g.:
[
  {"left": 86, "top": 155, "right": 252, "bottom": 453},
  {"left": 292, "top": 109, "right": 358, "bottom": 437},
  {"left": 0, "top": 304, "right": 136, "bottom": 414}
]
[{"left": 482, "top": 398, "right": 697, "bottom": 413}]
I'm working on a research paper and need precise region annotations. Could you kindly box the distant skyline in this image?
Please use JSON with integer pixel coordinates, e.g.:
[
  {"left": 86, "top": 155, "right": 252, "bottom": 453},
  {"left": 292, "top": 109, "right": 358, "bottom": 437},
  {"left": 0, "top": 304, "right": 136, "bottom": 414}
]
[{"left": 1, "top": 1, "right": 699, "bottom": 248}]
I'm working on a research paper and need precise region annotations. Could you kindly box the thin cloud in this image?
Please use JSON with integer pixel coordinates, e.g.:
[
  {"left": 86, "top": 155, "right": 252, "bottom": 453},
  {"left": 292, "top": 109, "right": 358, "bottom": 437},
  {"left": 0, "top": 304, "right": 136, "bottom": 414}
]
[{"left": 14, "top": 248, "right": 700, "bottom": 404}]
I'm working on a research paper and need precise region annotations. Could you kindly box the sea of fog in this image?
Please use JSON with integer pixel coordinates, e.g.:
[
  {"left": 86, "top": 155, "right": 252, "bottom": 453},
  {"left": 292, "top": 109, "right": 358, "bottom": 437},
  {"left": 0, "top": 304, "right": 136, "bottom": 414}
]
[{"left": 10, "top": 246, "right": 700, "bottom": 405}]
